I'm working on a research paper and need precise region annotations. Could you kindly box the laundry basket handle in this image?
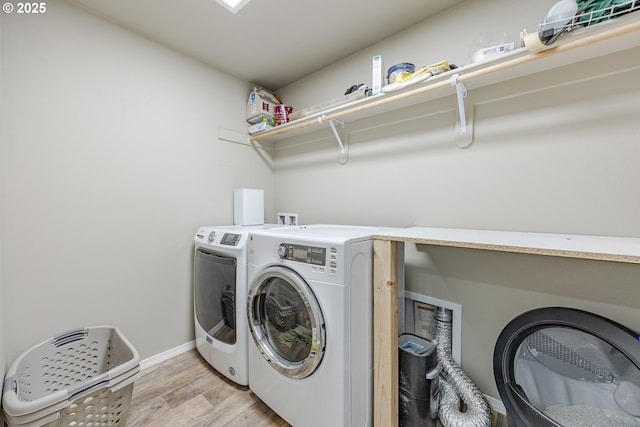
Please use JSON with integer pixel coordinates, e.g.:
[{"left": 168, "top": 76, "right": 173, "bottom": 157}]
[
  {"left": 67, "top": 372, "right": 110, "bottom": 402},
  {"left": 52, "top": 328, "right": 88, "bottom": 347},
  {"left": 3, "top": 376, "right": 15, "bottom": 395}
]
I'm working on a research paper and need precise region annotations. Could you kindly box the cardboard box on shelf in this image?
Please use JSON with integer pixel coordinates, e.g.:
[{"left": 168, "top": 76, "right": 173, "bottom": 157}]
[{"left": 246, "top": 87, "right": 280, "bottom": 124}]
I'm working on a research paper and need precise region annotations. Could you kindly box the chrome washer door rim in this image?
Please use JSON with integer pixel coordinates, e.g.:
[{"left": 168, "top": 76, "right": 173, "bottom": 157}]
[{"left": 248, "top": 266, "right": 326, "bottom": 379}]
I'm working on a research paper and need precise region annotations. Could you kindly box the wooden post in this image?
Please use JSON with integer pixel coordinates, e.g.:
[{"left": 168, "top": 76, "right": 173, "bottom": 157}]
[{"left": 373, "top": 238, "right": 399, "bottom": 427}]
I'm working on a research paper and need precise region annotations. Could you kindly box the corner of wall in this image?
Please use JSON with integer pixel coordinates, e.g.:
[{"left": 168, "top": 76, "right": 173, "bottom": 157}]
[{"left": 0, "top": 11, "right": 7, "bottom": 424}]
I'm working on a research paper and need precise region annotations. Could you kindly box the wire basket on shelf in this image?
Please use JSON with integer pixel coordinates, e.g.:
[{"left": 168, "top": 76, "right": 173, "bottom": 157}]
[
  {"left": 540, "top": 0, "right": 640, "bottom": 42},
  {"left": 576, "top": 0, "right": 640, "bottom": 26}
]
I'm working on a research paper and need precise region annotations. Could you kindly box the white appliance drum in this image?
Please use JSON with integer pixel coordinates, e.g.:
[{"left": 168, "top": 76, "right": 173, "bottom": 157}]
[
  {"left": 494, "top": 307, "right": 640, "bottom": 427},
  {"left": 248, "top": 266, "right": 326, "bottom": 379}
]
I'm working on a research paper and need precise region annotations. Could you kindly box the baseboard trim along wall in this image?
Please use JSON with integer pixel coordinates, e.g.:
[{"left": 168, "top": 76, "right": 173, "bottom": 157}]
[
  {"left": 140, "top": 341, "right": 196, "bottom": 370},
  {"left": 486, "top": 394, "right": 506, "bottom": 415}
]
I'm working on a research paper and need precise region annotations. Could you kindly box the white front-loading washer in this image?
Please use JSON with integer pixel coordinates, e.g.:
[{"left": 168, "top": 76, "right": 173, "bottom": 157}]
[
  {"left": 193, "top": 224, "right": 279, "bottom": 386},
  {"left": 247, "top": 225, "right": 380, "bottom": 427}
]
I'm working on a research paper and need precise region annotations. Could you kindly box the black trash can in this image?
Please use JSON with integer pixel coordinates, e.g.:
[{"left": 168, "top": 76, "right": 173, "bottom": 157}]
[{"left": 399, "top": 333, "right": 442, "bottom": 427}]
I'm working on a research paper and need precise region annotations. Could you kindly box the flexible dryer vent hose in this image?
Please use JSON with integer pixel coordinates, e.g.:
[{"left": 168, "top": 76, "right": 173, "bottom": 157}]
[{"left": 436, "top": 307, "right": 492, "bottom": 427}]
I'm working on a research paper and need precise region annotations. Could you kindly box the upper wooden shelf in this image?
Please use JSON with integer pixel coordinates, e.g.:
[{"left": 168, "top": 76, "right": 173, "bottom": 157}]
[
  {"left": 374, "top": 227, "right": 640, "bottom": 264},
  {"left": 249, "top": 13, "right": 640, "bottom": 144}
]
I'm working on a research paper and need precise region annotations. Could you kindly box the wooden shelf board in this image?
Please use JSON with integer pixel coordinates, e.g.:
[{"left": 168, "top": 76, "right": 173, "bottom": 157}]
[{"left": 374, "top": 227, "right": 640, "bottom": 264}]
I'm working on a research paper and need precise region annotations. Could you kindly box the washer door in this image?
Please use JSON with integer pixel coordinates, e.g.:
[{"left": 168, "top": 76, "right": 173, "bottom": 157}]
[
  {"left": 248, "top": 266, "right": 326, "bottom": 379},
  {"left": 194, "top": 249, "right": 237, "bottom": 345},
  {"left": 494, "top": 307, "right": 640, "bottom": 427}
]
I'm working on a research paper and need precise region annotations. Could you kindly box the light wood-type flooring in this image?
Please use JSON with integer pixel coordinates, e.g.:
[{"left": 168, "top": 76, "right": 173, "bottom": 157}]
[
  {"left": 126, "top": 349, "right": 289, "bottom": 427},
  {"left": 125, "top": 349, "right": 508, "bottom": 426}
]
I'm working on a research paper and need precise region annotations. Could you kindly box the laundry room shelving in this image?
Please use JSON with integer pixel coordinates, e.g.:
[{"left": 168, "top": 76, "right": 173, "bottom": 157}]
[
  {"left": 249, "top": 12, "right": 640, "bottom": 150},
  {"left": 371, "top": 227, "right": 640, "bottom": 426}
]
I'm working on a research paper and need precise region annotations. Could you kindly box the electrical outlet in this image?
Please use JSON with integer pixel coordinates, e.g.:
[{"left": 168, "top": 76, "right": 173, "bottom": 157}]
[{"left": 277, "top": 212, "right": 298, "bottom": 226}]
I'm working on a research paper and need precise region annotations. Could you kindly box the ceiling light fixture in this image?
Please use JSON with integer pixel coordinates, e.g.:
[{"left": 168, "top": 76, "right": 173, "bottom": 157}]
[{"left": 214, "top": 0, "right": 251, "bottom": 14}]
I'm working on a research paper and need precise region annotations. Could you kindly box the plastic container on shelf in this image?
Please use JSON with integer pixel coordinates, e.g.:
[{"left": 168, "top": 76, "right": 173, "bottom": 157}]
[
  {"left": 386, "top": 63, "right": 415, "bottom": 84},
  {"left": 471, "top": 31, "right": 517, "bottom": 63},
  {"left": 2, "top": 326, "right": 140, "bottom": 427}
]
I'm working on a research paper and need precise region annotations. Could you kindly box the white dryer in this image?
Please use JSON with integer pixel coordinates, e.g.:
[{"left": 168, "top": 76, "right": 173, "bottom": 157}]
[
  {"left": 247, "top": 225, "right": 380, "bottom": 427},
  {"left": 193, "top": 224, "right": 278, "bottom": 386}
]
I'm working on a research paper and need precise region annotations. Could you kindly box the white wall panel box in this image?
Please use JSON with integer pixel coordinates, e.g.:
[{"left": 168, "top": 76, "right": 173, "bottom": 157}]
[
  {"left": 277, "top": 212, "right": 298, "bottom": 226},
  {"left": 234, "top": 189, "right": 264, "bottom": 225}
]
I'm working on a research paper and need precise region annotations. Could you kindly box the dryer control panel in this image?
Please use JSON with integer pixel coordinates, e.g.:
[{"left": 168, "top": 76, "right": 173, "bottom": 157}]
[
  {"left": 278, "top": 243, "right": 326, "bottom": 266},
  {"left": 194, "top": 227, "right": 245, "bottom": 249},
  {"left": 220, "top": 233, "right": 242, "bottom": 246}
]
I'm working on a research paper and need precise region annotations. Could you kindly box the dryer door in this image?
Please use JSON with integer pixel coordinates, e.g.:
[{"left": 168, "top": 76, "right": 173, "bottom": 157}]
[
  {"left": 494, "top": 307, "right": 640, "bottom": 427},
  {"left": 194, "top": 249, "right": 237, "bottom": 345},
  {"left": 248, "top": 265, "right": 326, "bottom": 379}
]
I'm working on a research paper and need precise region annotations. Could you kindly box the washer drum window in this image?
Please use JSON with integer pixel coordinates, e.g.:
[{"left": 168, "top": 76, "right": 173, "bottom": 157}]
[{"left": 248, "top": 266, "right": 326, "bottom": 379}]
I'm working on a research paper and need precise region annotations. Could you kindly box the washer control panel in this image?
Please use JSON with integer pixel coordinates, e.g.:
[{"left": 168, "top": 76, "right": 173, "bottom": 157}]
[{"left": 277, "top": 243, "right": 326, "bottom": 266}]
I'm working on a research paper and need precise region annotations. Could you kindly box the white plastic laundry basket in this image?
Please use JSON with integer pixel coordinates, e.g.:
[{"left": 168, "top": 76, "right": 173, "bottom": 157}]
[{"left": 2, "top": 326, "right": 140, "bottom": 427}]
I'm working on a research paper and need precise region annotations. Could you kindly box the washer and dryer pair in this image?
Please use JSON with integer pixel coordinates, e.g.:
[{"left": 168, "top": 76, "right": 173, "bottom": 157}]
[{"left": 194, "top": 224, "right": 379, "bottom": 427}]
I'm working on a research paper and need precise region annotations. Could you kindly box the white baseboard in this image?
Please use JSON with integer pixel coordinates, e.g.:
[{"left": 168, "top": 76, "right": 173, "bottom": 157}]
[
  {"left": 140, "top": 341, "right": 195, "bottom": 370},
  {"left": 485, "top": 394, "right": 506, "bottom": 415}
]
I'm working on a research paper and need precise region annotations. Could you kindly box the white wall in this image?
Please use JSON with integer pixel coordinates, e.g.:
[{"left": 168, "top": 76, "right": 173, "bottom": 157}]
[
  {"left": 278, "top": 0, "right": 556, "bottom": 110},
  {"left": 1, "top": 12, "right": 6, "bottom": 423},
  {"left": 1, "top": 2, "right": 273, "bottom": 363},
  {"left": 273, "top": 0, "right": 640, "bottom": 401}
]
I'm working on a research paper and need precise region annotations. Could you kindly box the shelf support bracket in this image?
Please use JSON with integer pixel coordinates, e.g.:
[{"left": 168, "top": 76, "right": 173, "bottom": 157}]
[
  {"left": 450, "top": 74, "right": 474, "bottom": 148},
  {"left": 319, "top": 115, "right": 348, "bottom": 164}
]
